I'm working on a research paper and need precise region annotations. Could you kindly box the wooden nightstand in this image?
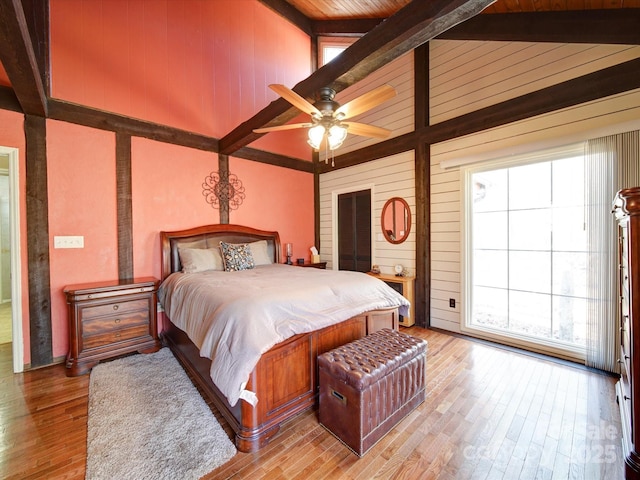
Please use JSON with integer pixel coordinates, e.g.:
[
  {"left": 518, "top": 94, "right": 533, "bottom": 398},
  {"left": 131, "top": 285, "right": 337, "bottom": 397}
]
[
  {"left": 295, "top": 261, "right": 327, "bottom": 269},
  {"left": 368, "top": 273, "right": 415, "bottom": 327},
  {"left": 64, "top": 277, "right": 161, "bottom": 376}
]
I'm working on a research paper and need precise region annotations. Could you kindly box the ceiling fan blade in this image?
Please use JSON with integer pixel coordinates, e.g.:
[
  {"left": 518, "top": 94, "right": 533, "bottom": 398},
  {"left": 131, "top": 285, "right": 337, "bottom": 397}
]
[
  {"left": 253, "top": 122, "right": 313, "bottom": 133},
  {"left": 335, "top": 84, "right": 397, "bottom": 120},
  {"left": 343, "top": 122, "right": 391, "bottom": 139},
  {"left": 269, "top": 84, "right": 321, "bottom": 117}
]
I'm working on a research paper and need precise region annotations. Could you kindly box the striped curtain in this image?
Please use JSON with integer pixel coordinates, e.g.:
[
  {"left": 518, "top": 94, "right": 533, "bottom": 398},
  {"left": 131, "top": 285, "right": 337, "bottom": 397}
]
[{"left": 585, "top": 130, "right": 640, "bottom": 371}]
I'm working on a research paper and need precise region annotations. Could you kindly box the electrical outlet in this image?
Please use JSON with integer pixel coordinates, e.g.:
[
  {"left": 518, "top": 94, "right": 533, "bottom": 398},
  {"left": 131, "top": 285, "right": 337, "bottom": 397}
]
[
  {"left": 54, "top": 236, "right": 84, "bottom": 249},
  {"left": 449, "top": 298, "right": 456, "bottom": 308}
]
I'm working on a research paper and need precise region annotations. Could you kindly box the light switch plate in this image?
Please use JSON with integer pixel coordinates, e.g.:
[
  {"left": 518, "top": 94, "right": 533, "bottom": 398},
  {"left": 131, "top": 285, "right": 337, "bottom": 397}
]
[{"left": 54, "top": 236, "right": 84, "bottom": 249}]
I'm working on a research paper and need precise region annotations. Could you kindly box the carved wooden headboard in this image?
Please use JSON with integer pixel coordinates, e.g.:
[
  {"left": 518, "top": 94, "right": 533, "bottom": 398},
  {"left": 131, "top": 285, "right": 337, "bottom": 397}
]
[{"left": 160, "top": 224, "right": 281, "bottom": 281}]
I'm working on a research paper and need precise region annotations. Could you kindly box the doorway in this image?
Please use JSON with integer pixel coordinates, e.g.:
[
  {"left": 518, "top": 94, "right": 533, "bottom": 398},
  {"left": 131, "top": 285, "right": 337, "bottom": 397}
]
[
  {"left": 337, "top": 189, "right": 372, "bottom": 272},
  {"left": 0, "top": 147, "right": 23, "bottom": 373},
  {"left": 0, "top": 167, "right": 11, "bottom": 345}
]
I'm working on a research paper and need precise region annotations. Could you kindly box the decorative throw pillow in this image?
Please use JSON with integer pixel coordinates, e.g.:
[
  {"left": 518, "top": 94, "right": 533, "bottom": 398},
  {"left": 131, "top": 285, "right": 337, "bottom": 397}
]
[
  {"left": 178, "top": 247, "right": 224, "bottom": 273},
  {"left": 249, "top": 240, "right": 272, "bottom": 266},
  {"left": 219, "top": 241, "right": 255, "bottom": 271}
]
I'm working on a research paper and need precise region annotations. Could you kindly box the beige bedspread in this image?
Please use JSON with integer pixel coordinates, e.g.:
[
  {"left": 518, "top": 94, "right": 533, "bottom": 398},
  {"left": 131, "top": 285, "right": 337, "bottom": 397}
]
[{"left": 158, "top": 264, "right": 410, "bottom": 406}]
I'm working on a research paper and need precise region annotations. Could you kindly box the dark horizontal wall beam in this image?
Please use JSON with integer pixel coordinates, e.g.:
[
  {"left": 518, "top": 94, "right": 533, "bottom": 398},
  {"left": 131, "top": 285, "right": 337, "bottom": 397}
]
[
  {"left": 318, "top": 131, "right": 416, "bottom": 173},
  {"left": 0, "top": 0, "right": 47, "bottom": 116},
  {"left": 48, "top": 99, "right": 218, "bottom": 152},
  {"left": 439, "top": 9, "right": 640, "bottom": 45},
  {"left": 423, "top": 56, "right": 640, "bottom": 145},
  {"left": 233, "top": 146, "right": 315, "bottom": 173},
  {"left": 46, "top": 98, "right": 312, "bottom": 171},
  {"left": 219, "top": 0, "right": 495, "bottom": 155}
]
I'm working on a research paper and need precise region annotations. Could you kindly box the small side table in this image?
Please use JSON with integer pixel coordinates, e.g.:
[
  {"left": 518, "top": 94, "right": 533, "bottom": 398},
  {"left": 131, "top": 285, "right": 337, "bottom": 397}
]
[
  {"left": 368, "top": 273, "right": 415, "bottom": 327},
  {"left": 64, "top": 277, "right": 161, "bottom": 376}
]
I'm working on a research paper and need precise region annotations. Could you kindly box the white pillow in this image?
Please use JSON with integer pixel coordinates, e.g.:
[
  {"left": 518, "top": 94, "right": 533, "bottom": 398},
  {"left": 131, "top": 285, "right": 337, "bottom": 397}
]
[
  {"left": 249, "top": 240, "right": 273, "bottom": 265},
  {"left": 178, "top": 247, "right": 224, "bottom": 273}
]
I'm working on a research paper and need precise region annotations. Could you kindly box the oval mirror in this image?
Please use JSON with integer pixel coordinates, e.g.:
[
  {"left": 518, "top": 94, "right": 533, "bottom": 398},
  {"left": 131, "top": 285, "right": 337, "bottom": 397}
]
[{"left": 381, "top": 197, "right": 411, "bottom": 244}]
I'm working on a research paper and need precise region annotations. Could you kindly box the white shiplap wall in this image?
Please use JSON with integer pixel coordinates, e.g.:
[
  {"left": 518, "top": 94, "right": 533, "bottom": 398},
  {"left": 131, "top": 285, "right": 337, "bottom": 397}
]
[
  {"left": 429, "top": 40, "right": 640, "bottom": 333},
  {"left": 319, "top": 152, "right": 416, "bottom": 276},
  {"left": 430, "top": 40, "right": 640, "bottom": 123},
  {"left": 328, "top": 52, "right": 415, "bottom": 156}
]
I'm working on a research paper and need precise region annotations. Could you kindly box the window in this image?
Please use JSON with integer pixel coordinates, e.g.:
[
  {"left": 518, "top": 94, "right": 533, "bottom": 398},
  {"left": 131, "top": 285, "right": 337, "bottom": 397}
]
[
  {"left": 319, "top": 37, "right": 356, "bottom": 66},
  {"left": 463, "top": 145, "right": 588, "bottom": 358}
]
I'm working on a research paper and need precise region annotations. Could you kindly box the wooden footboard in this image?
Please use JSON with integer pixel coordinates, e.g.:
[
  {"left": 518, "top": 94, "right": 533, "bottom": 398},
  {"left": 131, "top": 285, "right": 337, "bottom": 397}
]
[{"left": 163, "top": 307, "right": 398, "bottom": 452}]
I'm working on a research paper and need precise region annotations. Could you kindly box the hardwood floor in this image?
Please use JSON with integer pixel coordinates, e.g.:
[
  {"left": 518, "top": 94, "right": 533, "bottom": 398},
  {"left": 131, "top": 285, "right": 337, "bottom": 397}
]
[
  {"left": 0, "top": 328, "right": 624, "bottom": 479},
  {"left": 0, "top": 302, "right": 11, "bottom": 344}
]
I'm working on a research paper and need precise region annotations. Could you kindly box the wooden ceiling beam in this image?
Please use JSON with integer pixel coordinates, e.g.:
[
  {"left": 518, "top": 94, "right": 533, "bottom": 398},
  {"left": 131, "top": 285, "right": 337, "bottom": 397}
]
[
  {"left": 0, "top": 0, "right": 47, "bottom": 116},
  {"left": 219, "top": 0, "right": 495, "bottom": 155},
  {"left": 439, "top": 9, "right": 640, "bottom": 45}
]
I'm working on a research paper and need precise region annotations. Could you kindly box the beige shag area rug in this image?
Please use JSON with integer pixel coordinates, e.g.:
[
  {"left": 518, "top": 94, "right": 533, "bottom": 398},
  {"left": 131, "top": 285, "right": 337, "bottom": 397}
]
[{"left": 86, "top": 348, "right": 236, "bottom": 480}]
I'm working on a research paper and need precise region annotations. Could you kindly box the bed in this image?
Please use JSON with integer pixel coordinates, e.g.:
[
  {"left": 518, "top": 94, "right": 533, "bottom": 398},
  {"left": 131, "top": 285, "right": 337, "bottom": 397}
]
[{"left": 159, "top": 224, "right": 409, "bottom": 452}]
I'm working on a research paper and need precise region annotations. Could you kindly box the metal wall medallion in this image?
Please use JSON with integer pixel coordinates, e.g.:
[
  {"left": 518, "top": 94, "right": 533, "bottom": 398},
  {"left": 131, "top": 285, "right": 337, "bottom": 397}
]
[{"left": 202, "top": 171, "right": 245, "bottom": 210}]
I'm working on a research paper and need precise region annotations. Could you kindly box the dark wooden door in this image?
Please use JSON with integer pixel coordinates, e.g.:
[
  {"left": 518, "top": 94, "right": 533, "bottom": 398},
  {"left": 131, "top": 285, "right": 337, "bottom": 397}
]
[{"left": 338, "top": 189, "right": 371, "bottom": 272}]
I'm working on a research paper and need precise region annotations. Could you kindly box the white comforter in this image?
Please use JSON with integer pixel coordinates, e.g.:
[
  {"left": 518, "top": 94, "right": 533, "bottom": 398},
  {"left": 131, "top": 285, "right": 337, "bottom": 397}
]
[{"left": 158, "top": 264, "right": 410, "bottom": 407}]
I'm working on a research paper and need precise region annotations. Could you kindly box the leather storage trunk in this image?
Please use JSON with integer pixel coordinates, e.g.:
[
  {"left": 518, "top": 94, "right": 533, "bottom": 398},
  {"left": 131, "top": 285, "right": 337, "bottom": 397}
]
[{"left": 318, "top": 328, "right": 427, "bottom": 456}]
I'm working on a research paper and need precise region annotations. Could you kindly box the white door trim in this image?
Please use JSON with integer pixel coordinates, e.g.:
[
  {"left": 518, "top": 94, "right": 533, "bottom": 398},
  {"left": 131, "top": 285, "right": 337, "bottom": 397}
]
[{"left": 0, "top": 146, "right": 23, "bottom": 373}]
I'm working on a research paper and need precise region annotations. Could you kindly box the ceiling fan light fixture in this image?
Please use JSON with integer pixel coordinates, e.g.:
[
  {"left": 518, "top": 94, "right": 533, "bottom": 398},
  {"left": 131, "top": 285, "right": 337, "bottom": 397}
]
[
  {"left": 328, "top": 124, "right": 348, "bottom": 150},
  {"left": 307, "top": 124, "right": 325, "bottom": 150},
  {"left": 258, "top": 84, "right": 396, "bottom": 159}
]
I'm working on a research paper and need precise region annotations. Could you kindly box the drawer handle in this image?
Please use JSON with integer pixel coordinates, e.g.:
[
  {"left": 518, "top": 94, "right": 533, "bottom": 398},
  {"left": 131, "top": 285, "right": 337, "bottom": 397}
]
[
  {"left": 625, "top": 355, "right": 630, "bottom": 360},
  {"left": 113, "top": 305, "right": 119, "bottom": 311},
  {"left": 114, "top": 332, "right": 121, "bottom": 338},
  {"left": 625, "top": 395, "right": 631, "bottom": 401},
  {"left": 114, "top": 318, "right": 121, "bottom": 324}
]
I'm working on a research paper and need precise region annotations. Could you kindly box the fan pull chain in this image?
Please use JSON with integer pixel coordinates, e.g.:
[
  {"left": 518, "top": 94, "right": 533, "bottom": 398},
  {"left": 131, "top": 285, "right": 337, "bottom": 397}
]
[{"left": 320, "top": 135, "right": 335, "bottom": 167}]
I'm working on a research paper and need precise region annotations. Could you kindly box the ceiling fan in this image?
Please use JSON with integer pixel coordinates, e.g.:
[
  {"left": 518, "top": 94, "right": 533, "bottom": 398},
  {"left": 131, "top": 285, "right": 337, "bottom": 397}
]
[{"left": 253, "top": 84, "right": 397, "bottom": 158}]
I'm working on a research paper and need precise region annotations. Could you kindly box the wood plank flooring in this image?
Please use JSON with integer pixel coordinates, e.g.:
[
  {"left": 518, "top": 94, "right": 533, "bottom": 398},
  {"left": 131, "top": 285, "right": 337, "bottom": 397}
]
[
  {"left": 0, "top": 327, "right": 624, "bottom": 479},
  {"left": 0, "top": 302, "right": 11, "bottom": 344}
]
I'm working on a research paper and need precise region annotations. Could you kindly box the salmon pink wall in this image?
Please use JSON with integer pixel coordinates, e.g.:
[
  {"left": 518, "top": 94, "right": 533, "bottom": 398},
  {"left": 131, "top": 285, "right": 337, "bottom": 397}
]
[
  {"left": 47, "top": 120, "right": 118, "bottom": 359},
  {"left": 130, "top": 137, "right": 220, "bottom": 280},
  {"left": 3, "top": 0, "right": 316, "bottom": 368},
  {"left": 49, "top": 0, "right": 312, "bottom": 158},
  {"left": 0, "top": 110, "right": 29, "bottom": 364},
  {"left": 229, "top": 157, "right": 314, "bottom": 262}
]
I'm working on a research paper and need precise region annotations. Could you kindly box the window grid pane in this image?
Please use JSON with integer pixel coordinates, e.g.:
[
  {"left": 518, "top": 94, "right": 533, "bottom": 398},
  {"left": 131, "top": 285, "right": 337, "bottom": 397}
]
[{"left": 470, "top": 156, "right": 586, "bottom": 348}]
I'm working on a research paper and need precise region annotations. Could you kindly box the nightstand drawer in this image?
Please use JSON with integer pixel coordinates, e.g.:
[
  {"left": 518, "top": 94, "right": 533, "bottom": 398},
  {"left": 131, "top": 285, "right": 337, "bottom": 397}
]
[
  {"left": 83, "top": 325, "right": 151, "bottom": 349},
  {"left": 81, "top": 299, "right": 149, "bottom": 320},
  {"left": 82, "top": 309, "right": 149, "bottom": 335}
]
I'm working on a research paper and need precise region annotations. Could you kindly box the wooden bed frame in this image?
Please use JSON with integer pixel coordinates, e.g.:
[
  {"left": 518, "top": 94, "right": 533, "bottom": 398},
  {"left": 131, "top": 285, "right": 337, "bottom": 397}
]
[{"left": 159, "top": 224, "right": 399, "bottom": 452}]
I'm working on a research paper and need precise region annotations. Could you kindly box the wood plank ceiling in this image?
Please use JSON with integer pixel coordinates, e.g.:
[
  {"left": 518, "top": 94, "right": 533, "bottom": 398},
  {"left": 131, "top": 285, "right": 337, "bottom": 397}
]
[{"left": 287, "top": 0, "right": 639, "bottom": 19}]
